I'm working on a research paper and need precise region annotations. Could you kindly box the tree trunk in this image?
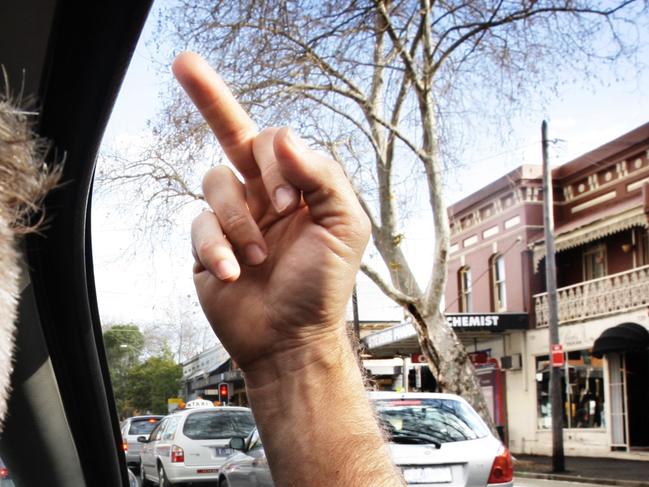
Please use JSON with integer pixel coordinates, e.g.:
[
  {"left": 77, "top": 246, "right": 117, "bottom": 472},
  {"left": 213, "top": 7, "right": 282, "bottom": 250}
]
[{"left": 408, "top": 305, "right": 498, "bottom": 437}]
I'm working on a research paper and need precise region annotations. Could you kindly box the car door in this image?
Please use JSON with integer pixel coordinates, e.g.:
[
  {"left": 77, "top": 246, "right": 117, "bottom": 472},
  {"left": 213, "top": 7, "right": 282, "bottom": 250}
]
[
  {"left": 141, "top": 419, "right": 166, "bottom": 478},
  {"left": 247, "top": 432, "right": 273, "bottom": 487},
  {"left": 224, "top": 431, "right": 258, "bottom": 487},
  {"left": 155, "top": 415, "right": 181, "bottom": 467}
]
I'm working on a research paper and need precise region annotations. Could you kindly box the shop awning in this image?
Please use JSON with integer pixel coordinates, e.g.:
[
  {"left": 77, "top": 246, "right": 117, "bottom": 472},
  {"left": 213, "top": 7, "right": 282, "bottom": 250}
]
[
  {"left": 532, "top": 202, "right": 647, "bottom": 268},
  {"left": 361, "top": 314, "right": 528, "bottom": 357},
  {"left": 592, "top": 322, "right": 649, "bottom": 358}
]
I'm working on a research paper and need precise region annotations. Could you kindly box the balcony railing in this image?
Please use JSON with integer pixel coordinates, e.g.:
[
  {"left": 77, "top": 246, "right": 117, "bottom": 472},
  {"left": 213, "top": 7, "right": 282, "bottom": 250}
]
[{"left": 534, "top": 264, "right": 649, "bottom": 327}]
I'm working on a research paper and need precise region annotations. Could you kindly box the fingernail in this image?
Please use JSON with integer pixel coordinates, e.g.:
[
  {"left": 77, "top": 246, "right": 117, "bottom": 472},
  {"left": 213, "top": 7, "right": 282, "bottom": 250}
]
[
  {"left": 274, "top": 186, "right": 295, "bottom": 213},
  {"left": 245, "top": 243, "right": 267, "bottom": 265},
  {"left": 286, "top": 128, "right": 308, "bottom": 152},
  {"left": 215, "top": 259, "right": 239, "bottom": 280}
]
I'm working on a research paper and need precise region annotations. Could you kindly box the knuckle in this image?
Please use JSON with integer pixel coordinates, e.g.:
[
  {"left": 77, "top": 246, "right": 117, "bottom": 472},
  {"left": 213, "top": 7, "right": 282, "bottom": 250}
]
[
  {"left": 196, "top": 240, "right": 215, "bottom": 256},
  {"left": 219, "top": 209, "right": 250, "bottom": 235},
  {"left": 259, "top": 159, "right": 280, "bottom": 180},
  {"left": 221, "top": 125, "right": 255, "bottom": 153}
]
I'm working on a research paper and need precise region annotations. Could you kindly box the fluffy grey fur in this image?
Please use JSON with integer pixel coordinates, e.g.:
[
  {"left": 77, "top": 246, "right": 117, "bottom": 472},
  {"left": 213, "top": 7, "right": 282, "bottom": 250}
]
[{"left": 0, "top": 83, "right": 60, "bottom": 430}]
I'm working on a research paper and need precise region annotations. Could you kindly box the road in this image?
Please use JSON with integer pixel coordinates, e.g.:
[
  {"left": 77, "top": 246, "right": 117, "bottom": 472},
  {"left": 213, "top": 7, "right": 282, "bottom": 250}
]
[{"left": 516, "top": 478, "right": 605, "bottom": 487}]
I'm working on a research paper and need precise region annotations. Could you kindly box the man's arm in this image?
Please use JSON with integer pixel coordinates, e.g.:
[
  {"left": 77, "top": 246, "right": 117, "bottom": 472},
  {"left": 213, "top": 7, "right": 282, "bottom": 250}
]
[
  {"left": 173, "top": 52, "right": 405, "bottom": 487},
  {"left": 245, "top": 330, "right": 402, "bottom": 486}
]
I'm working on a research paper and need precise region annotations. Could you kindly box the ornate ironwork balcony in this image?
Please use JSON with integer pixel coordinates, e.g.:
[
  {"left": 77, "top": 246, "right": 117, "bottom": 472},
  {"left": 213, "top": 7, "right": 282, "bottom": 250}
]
[{"left": 534, "top": 265, "right": 649, "bottom": 327}]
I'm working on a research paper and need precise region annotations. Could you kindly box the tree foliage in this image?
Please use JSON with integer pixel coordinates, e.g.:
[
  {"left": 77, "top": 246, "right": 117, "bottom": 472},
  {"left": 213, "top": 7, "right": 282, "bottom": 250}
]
[
  {"left": 99, "top": 0, "right": 647, "bottom": 427},
  {"left": 103, "top": 325, "right": 182, "bottom": 417},
  {"left": 124, "top": 349, "right": 183, "bottom": 415}
]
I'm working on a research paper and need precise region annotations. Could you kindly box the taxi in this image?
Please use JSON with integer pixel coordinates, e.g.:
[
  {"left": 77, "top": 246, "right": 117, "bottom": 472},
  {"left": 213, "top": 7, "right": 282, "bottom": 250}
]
[{"left": 139, "top": 400, "right": 255, "bottom": 486}]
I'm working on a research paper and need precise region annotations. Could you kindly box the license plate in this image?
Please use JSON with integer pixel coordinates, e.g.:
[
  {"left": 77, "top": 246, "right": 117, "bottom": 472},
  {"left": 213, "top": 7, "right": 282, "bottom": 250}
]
[
  {"left": 197, "top": 468, "right": 219, "bottom": 474},
  {"left": 403, "top": 466, "right": 452, "bottom": 484},
  {"left": 215, "top": 447, "right": 233, "bottom": 456}
]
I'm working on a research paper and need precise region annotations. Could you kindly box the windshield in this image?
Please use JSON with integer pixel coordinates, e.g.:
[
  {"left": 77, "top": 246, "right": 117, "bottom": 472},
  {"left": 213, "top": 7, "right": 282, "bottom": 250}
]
[
  {"left": 183, "top": 410, "right": 255, "bottom": 440},
  {"left": 374, "top": 398, "right": 489, "bottom": 444},
  {"left": 128, "top": 418, "right": 161, "bottom": 435}
]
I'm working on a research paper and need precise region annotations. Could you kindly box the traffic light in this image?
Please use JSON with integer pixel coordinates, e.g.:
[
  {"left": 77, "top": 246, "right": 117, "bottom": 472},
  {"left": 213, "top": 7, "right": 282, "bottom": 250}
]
[{"left": 218, "top": 382, "right": 229, "bottom": 405}]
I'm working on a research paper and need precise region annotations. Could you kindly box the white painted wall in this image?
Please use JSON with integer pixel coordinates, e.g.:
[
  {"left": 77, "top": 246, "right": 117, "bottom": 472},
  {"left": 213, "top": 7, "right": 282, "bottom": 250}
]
[{"left": 505, "top": 312, "right": 649, "bottom": 456}]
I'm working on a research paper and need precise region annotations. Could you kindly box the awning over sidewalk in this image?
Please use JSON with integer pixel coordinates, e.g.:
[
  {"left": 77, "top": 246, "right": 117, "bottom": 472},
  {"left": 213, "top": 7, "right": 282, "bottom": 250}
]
[
  {"left": 592, "top": 322, "right": 649, "bottom": 358},
  {"left": 362, "top": 313, "right": 528, "bottom": 357}
]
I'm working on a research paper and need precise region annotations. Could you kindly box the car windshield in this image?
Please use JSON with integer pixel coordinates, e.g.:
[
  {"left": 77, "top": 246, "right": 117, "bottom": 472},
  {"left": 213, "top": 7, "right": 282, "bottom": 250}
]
[
  {"left": 373, "top": 398, "right": 489, "bottom": 444},
  {"left": 128, "top": 418, "right": 161, "bottom": 435},
  {"left": 183, "top": 410, "right": 255, "bottom": 440}
]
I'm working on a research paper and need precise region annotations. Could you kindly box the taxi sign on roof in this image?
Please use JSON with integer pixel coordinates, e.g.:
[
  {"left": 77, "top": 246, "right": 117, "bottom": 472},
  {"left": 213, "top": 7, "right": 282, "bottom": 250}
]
[{"left": 185, "top": 399, "right": 215, "bottom": 409}]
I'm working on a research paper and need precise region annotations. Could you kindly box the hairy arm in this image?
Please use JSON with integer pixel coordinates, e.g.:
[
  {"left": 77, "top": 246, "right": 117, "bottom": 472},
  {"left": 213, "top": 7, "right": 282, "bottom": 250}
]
[{"left": 173, "top": 52, "right": 404, "bottom": 487}]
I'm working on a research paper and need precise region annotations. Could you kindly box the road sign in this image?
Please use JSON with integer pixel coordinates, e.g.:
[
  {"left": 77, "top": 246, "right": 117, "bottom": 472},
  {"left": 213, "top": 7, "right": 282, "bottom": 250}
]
[{"left": 551, "top": 344, "right": 564, "bottom": 367}]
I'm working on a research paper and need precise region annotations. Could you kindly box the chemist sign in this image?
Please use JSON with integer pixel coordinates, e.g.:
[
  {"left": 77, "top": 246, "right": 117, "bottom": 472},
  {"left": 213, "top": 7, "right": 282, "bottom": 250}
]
[{"left": 445, "top": 313, "right": 528, "bottom": 331}]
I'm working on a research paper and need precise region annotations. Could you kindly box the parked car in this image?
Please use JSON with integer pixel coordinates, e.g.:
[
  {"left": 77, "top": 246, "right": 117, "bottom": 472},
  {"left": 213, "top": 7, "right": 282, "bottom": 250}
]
[
  {"left": 139, "top": 401, "right": 255, "bottom": 486},
  {"left": 218, "top": 392, "right": 514, "bottom": 487},
  {"left": 121, "top": 415, "right": 164, "bottom": 472}
]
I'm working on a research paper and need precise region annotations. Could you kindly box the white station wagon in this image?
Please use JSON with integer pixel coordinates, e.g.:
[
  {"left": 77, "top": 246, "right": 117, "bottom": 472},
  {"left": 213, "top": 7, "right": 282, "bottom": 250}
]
[{"left": 139, "top": 400, "right": 255, "bottom": 486}]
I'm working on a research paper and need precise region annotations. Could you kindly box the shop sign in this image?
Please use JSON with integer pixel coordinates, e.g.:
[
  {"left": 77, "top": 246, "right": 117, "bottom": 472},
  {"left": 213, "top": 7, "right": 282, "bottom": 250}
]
[
  {"left": 551, "top": 344, "right": 565, "bottom": 367},
  {"left": 445, "top": 313, "right": 528, "bottom": 331}
]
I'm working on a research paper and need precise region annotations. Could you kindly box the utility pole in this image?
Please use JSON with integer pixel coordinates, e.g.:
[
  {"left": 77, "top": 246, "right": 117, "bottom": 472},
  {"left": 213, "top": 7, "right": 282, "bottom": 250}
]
[
  {"left": 352, "top": 284, "right": 360, "bottom": 343},
  {"left": 541, "top": 120, "right": 565, "bottom": 472}
]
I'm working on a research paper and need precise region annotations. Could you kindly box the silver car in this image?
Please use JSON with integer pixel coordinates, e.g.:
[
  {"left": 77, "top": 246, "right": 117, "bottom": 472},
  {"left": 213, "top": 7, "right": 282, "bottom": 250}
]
[
  {"left": 139, "top": 402, "right": 255, "bottom": 486},
  {"left": 121, "top": 415, "right": 164, "bottom": 472},
  {"left": 218, "top": 392, "right": 514, "bottom": 487}
]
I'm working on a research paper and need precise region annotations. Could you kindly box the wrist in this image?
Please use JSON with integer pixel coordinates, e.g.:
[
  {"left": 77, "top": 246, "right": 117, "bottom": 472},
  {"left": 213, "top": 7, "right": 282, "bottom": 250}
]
[
  {"left": 242, "top": 324, "right": 404, "bottom": 487},
  {"left": 242, "top": 324, "right": 355, "bottom": 393}
]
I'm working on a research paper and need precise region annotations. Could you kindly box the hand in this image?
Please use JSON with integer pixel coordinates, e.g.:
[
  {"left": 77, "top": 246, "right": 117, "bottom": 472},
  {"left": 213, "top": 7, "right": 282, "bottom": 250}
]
[{"left": 173, "top": 52, "right": 370, "bottom": 382}]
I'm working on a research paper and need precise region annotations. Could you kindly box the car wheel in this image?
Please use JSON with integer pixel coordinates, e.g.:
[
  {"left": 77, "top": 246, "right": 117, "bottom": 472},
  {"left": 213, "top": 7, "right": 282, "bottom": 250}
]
[
  {"left": 158, "top": 464, "right": 170, "bottom": 487},
  {"left": 140, "top": 464, "right": 152, "bottom": 487},
  {"left": 219, "top": 477, "right": 230, "bottom": 487}
]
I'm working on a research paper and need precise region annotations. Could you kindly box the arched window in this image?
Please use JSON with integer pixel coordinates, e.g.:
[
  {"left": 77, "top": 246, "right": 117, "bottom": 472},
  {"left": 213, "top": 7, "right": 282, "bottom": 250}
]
[
  {"left": 458, "top": 266, "right": 472, "bottom": 312},
  {"left": 491, "top": 254, "right": 507, "bottom": 311}
]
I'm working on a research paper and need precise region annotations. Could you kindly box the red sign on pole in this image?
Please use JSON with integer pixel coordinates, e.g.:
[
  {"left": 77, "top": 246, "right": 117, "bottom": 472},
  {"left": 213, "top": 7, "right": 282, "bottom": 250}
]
[
  {"left": 411, "top": 353, "right": 427, "bottom": 364},
  {"left": 551, "top": 344, "right": 564, "bottom": 367}
]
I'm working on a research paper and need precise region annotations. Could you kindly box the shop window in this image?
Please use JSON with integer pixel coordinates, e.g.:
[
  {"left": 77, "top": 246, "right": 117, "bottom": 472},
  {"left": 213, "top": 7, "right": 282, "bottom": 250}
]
[
  {"left": 458, "top": 267, "right": 472, "bottom": 312},
  {"left": 583, "top": 243, "right": 607, "bottom": 280},
  {"left": 491, "top": 254, "right": 506, "bottom": 311},
  {"left": 536, "top": 350, "right": 605, "bottom": 429}
]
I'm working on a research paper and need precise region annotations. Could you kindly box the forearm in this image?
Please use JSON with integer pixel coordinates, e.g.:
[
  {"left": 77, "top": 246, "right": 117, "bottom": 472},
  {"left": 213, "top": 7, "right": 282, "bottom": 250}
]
[{"left": 244, "top": 328, "right": 405, "bottom": 487}]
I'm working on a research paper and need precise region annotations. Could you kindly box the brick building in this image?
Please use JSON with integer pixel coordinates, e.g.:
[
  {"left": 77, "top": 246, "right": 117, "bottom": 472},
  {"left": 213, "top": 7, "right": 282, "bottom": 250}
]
[{"left": 446, "top": 122, "right": 649, "bottom": 457}]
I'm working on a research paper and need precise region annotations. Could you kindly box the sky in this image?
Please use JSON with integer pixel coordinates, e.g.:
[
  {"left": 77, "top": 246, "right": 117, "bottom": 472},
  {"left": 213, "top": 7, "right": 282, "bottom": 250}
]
[{"left": 91, "top": 2, "right": 649, "bottom": 359}]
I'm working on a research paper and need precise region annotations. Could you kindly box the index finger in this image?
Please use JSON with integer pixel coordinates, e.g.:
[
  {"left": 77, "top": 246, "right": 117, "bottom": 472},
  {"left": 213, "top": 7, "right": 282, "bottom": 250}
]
[{"left": 172, "top": 52, "right": 260, "bottom": 179}]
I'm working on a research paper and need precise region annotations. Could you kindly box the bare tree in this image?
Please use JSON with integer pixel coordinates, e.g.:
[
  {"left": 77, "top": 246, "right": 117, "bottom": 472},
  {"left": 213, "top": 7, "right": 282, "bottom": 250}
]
[{"left": 98, "top": 0, "right": 647, "bottom": 427}]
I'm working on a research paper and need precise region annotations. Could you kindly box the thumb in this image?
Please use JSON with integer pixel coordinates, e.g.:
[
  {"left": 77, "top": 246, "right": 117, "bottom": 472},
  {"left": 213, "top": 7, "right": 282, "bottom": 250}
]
[{"left": 273, "top": 128, "right": 370, "bottom": 249}]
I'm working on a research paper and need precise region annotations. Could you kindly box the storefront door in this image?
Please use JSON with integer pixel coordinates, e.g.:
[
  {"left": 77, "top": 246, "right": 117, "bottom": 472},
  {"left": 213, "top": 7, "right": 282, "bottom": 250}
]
[
  {"left": 626, "top": 349, "right": 649, "bottom": 448},
  {"left": 608, "top": 352, "right": 628, "bottom": 449}
]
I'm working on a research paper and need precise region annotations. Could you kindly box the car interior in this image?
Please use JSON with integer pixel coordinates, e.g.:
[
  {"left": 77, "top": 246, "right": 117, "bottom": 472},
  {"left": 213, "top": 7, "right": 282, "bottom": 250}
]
[{"left": 0, "top": 1, "right": 154, "bottom": 485}]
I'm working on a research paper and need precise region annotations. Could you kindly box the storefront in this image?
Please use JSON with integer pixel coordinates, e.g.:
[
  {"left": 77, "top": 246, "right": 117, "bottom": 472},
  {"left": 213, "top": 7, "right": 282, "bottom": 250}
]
[{"left": 509, "top": 311, "right": 649, "bottom": 456}]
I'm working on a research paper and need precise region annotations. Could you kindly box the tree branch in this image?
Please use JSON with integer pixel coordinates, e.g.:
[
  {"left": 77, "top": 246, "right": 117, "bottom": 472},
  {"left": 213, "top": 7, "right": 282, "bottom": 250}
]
[{"left": 360, "top": 262, "right": 417, "bottom": 306}]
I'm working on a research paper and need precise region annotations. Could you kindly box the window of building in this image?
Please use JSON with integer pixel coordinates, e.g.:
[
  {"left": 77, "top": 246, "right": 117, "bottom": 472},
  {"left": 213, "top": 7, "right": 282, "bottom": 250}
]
[
  {"left": 535, "top": 350, "right": 605, "bottom": 429},
  {"left": 491, "top": 254, "right": 506, "bottom": 311},
  {"left": 639, "top": 229, "right": 649, "bottom": 266},
  {"left": 583, "top": 243, "right": 607, "bottom": 280},
  {"left": 459, "top": 267, "right": 472, "bottom": 312}
]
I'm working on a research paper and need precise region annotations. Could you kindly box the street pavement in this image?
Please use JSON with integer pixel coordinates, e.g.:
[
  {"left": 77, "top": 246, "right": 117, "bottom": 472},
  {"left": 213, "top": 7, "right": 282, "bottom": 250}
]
[
  {"left": 516, "top": 479, "right": 604, "bottom": 487},
  {"left": 515, "top": 454, "right": 649, "bottom": 486}
]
